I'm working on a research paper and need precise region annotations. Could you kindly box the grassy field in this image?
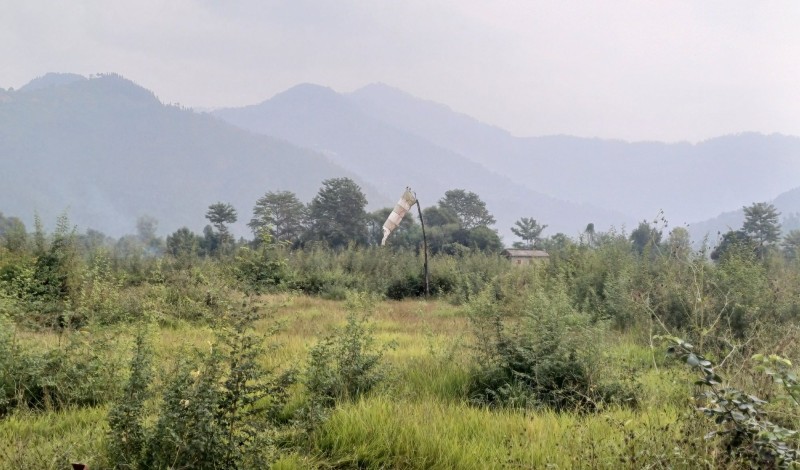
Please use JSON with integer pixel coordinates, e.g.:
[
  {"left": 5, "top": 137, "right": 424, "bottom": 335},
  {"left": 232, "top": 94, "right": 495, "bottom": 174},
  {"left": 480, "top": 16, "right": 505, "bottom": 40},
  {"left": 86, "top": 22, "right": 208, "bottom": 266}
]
[{"left": 1, "top": 295, "right": 723, "bottom": 469}]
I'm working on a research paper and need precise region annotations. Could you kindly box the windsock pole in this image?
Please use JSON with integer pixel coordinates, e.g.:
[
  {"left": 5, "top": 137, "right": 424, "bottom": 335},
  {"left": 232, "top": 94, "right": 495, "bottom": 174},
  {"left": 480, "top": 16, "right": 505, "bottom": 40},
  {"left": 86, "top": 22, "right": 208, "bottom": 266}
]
[{"left": 414, "top": 194, "right": 430, "bottom": 297}]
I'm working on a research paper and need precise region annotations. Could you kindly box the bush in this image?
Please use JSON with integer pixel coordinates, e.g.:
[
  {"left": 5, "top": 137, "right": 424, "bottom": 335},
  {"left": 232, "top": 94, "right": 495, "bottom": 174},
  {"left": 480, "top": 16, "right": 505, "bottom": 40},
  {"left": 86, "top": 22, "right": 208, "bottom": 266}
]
[
  {"left": 0, "top": 321, "right": 124, "bottom": 416},
  {"left": 302, "top": 292, "right": 395, "bottom": 421},
  {"left": 106, "top": 307, "right": 294, "bottom": 469},
  {"left": 106, "top": 328, "right": 152, "bottom": 468},
  {"left": 468, "top": 283, "right": 636, "bottom": 411},
  {"left": 75, "top": 249, "right": 125, "bottom": 325},
  {"left": 233, "top": 245, "right": 292, "bottom": 294},
  {"left": 662, "top": 336, "right": 800, "bottom": 468}
]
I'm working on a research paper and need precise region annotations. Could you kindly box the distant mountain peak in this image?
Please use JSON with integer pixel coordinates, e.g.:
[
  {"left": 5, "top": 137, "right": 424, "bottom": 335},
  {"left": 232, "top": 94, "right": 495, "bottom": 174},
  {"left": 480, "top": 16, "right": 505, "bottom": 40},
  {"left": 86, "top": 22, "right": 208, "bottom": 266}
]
[
  {"left": 82, "top": 73, "right": 160, "bottom": 103},
  {"left": 19, "top": 73, "right": 87, "bottom": 92},
  {"left": 0, "top": 72, "right": 378, "bottom": 237},
  {"left": 16, "top": 72, "right": 160, "bottom": 106},
  {"left": 270, "top": 83, "right": 343, "bottom": 105}
]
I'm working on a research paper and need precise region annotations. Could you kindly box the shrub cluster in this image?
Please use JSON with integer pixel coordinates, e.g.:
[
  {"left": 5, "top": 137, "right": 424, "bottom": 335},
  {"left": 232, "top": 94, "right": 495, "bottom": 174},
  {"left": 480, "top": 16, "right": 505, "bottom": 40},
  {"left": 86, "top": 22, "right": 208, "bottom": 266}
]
[
  {"left": 107, "top": 309, "right": 295, "bottom": 469},
  {"left": 0, "top": 315, "right": 124, "bottom": 416},
  {"left": 301, "top": 292, "right": 395, "bottom": 420},
  {"left": 467, "top": 282, "right": 637, "bottom": 411}
]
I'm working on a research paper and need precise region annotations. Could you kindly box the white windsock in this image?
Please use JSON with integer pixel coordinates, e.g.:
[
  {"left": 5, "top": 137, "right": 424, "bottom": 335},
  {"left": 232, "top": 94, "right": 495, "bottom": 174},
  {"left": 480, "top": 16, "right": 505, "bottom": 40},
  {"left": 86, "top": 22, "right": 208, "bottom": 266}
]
[{"left": 382, "top": 188, "right": 417, "bottom": 245}]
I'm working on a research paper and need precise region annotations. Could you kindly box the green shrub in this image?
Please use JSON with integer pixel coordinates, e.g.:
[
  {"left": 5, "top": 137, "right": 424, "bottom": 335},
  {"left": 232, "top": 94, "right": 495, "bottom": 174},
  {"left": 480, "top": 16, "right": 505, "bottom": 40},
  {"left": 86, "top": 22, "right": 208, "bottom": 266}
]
[
  {"left": 468, "top": 283, "right": 636, "bottom": 411},
  {"left": 144, "top": 352, "right": 228, "bottom": 468},
  {"left": 0, "top": 324, "right": 124, "bottom": 416},
  {"left": 106, "top": 328, "right": 152, "bottom": 469},
  {"left": 106, "top": 307, "right": 294, "bottom": 469},
  {"left": 233, "top": 245, "right": 292, "bottom": 294},
  {"left": 661, "top": 336, "right": 800, "bottom": 468},
  {"left": 302, "top": 292, "right": 395, "bottom": 421},
  {"left": 385, "top": 273, "right": 426, "bottom": 300},
  {"left": 75, "top": 249, "right": 125, "bottom": 324}
]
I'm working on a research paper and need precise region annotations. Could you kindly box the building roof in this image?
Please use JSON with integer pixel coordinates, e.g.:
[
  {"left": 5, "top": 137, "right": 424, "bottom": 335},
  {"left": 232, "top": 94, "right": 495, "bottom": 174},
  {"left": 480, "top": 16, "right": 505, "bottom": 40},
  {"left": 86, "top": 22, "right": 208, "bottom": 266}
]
[{"left": 502, "top": 249, "right": 550, "bottom": 258}]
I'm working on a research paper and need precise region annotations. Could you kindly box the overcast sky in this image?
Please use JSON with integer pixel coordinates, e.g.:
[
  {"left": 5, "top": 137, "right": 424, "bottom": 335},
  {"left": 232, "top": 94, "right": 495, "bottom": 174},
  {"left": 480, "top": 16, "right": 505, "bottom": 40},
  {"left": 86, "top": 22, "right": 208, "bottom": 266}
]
[{"left": 3, "top": 1, "right": 799, "bottom": 142}]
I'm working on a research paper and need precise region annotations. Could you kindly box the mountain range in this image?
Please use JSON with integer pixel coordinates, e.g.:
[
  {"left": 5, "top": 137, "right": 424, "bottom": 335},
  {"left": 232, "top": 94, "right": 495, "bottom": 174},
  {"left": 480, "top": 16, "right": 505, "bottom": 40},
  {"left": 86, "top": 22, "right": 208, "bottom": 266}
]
[
  {"left": 346, "top": 83, "right": 800, "bottom": 229},
  {"left": 0, "top": 73, "right": 384, "bottom": 237},
  {"left": 3, "top": 72, "right": 800, "bottom": 245}
]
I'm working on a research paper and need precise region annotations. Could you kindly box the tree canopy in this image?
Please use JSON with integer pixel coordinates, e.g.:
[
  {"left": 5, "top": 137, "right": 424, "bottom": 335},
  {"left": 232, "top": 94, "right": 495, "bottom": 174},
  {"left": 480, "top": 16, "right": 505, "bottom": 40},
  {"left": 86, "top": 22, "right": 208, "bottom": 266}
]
[
  {"left": 629, "top": 221, "right": 662, "bottom": 254},
  {"left": 249, "top": 190, "right": 307, "bottom": 245},
  {"left": 438, "top": 189, "right": 495, "bottom": 230},
  {"left": 205, "top": 202, "right": 237, "bottom": 256},
  {"left": 511, "top": 217, "right": 547, "bottom": 249},
  {"left": 307, "top": 177, "right": 368, "bottom": 248},
  {"left": 206, "top": 202, "right": 237, "bottom": 235},
  {"left": 711, "top": 230, "right": 754, "bottom": 261},
  {"left": 742, "top": 202, "right": 781, "bottom": 247}
]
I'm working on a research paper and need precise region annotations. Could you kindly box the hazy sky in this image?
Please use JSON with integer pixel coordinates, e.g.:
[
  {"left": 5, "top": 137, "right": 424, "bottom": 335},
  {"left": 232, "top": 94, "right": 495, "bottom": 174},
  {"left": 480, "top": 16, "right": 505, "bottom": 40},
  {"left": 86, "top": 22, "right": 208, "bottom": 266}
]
[{"left": 3, "top": 1, "right": 799, "bottom": 142}]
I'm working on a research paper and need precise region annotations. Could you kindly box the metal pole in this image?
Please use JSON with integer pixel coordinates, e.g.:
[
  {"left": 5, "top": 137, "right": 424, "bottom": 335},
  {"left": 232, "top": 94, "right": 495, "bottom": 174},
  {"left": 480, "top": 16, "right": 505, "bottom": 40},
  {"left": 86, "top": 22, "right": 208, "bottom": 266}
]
[{"left": 414, "top": 196, "right": 430, "bottom": 297}]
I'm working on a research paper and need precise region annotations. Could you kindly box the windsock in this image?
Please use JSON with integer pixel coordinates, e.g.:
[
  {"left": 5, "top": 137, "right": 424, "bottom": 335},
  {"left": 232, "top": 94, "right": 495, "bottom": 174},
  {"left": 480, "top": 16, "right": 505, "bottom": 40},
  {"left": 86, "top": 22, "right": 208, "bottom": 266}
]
[{"left": 382, "top": 188, "right": 417, "bottom": 245}]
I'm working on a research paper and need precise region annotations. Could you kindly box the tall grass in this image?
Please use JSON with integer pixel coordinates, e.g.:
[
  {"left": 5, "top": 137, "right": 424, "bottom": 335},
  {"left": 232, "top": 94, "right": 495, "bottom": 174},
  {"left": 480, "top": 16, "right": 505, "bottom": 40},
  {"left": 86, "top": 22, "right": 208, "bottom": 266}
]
[
  {"left": 0, "top": 407, "right": 108, "bottom": 469},
  {"left": 312, "top": 395, "right": 716, "bottom": 469}
]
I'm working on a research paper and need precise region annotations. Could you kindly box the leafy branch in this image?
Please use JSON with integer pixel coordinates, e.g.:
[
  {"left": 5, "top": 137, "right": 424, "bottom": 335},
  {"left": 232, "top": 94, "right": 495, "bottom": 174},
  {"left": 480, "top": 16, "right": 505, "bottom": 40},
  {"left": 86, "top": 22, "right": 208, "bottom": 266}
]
[{"left": 658, "top": 335, "right": 800, "bottom": 468}]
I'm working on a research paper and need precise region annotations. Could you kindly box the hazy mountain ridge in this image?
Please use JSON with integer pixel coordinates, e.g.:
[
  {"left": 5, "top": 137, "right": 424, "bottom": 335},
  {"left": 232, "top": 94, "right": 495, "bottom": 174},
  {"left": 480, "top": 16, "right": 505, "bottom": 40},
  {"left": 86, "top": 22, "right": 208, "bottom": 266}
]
[
  {"left": 4, "top": 72, "right": 799, "bottom": 246},
  {"left": 214, "top": 84, "right": 632, "bottom": 241},
  {"left": 349, "top": 83, "right": 800, "bottom": 228},
  {"left": 18, "top": 72, "right": 87, "bottom": 92},
  {"left": 0, "top": 73, "right": 386, "bottom": 237}
]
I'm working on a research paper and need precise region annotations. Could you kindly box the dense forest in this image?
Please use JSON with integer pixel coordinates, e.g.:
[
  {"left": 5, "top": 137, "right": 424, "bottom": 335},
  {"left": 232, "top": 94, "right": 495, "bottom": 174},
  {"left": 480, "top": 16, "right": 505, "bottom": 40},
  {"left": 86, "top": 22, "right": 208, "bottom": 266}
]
[{"left": 3, "top": 175, "right": 800, "bottom": 468}]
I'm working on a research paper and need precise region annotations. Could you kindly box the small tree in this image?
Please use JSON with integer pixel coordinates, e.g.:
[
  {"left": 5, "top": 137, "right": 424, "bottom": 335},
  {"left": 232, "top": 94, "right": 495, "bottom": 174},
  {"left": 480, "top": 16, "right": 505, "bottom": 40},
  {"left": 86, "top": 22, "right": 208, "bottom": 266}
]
[
  {"left": 167, "top": 227, "right": 200, "bottom": 266},
  {"left": 0, "top": 213, "right": 27, "bottom": 253},
  {"left": 743, "top": 202, "right": 781, "bottom": 257},
  {"left": 302, "top": 292, "right": 394, "bottom": 423},
  {"left": 629, "top": 220, "right": 662, "bottom": 254},
  {"left": 666, "top": 227, "right": 692, "bottom": 258},
  {"left": 107, "top": 329, "right": 152, "bottom": 468},
  {"left": 439, "top": 189, "right": 496, "bottom": 229},
  {"left": 206, "top": 202, "right": 238, "bottom": 255},
  {"left": 711, "top": 230, "right": 754, "bottom": 261},
  {"left": 583, "top": 223, "right": 596, "bottom": 247},
  {"left": 32, "top": 213, "right": 81, "bottom": 326},
  {"left": 108, "top": 308, "right": 293, "bottom": 469},
  {"left": 782, "top": 229, "right": 800, "bottom": 261},
  {"left": 511, "top": 217, "right": 547, "bottom": 249},
  {"left": 248, "top": 191, "right": 307, "bottom": 245}
]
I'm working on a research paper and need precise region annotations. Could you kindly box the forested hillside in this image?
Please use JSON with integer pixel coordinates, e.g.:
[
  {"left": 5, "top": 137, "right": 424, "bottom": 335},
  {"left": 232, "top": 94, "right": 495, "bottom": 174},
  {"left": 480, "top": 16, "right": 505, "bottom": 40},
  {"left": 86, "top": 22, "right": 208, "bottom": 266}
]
[{"left": 0, "top": 73, "right": 384, "bottom": 237}]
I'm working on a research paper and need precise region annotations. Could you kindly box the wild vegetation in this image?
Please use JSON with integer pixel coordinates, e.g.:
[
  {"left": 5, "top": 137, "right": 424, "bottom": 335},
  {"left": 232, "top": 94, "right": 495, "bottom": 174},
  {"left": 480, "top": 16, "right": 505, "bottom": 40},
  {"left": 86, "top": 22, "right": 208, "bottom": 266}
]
[{"left": 2, "top": 181, "right": 800, "bottom": 468}]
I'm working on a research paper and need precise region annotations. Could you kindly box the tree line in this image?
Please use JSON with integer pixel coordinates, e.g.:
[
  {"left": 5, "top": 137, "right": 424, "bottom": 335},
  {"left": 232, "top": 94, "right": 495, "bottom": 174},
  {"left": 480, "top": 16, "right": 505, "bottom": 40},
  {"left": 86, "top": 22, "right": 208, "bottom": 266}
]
[
  {"left": 2, "top": 177, "right": 798, "bottom": 266},
  {"left": 170, "top": 177, "right": 541, "bottom": 258}
]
